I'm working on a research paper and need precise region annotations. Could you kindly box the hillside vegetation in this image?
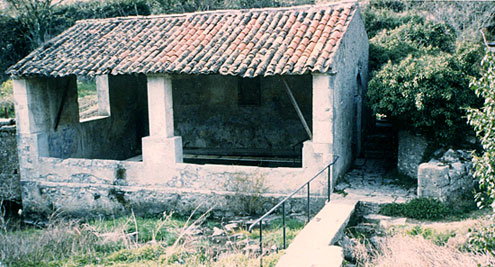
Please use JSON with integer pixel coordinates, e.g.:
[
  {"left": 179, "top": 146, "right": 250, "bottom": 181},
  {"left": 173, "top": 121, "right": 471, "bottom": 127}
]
[{"left": 363, "top": 0, "right": 493, "bottom": 145}]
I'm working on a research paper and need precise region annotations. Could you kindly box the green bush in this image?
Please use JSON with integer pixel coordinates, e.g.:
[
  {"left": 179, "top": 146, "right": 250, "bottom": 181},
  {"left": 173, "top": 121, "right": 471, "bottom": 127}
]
[
  {"left": 369, "top": 20, "right": 456, "bottom": 72},
  {"left": 467, "top": 51, "right": 495, "bottom": 207},
  {"left": 368, "top": 0, "right": 407, "bottom": 13},
  {"left": 364, "top": 0, "right": 485, "bottom": 148},
  {"left": 368, "top": 51, "right": 478, "bottom": 143},
  {"left": 463, "top": 223, "right": 495, "bottom": 256},
  {"left": 380, "top": 198, "right": 452, "bottom": 220}
]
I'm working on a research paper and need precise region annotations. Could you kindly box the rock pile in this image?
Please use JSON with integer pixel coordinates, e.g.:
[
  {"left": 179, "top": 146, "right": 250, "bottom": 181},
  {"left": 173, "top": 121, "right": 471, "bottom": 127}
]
[{"left": 417, "top": 149, "right": 473, "bottom": 202}]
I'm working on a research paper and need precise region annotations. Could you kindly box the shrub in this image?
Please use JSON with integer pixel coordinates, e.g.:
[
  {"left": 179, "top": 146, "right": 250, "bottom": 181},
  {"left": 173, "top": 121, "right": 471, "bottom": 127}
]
[
  {"left": 406, "top": 225, "right": 456, "bottom": 246},
  {"left": 362, "top": 7, "right": 424, "bottom": 38},
  {"left": 368, "top": 0, "right": 406, "bottom": 13},
  {"left": 369, "top": 20, "right": 456, "bottom": 72},
  {"left": 463, "top": 223, "right": 495, "bottom": 256},
  {"left": 364, "top": 0, "right": 485, "bottom": 148},
  {"left": 368, "top": 51, "right": 478, "bottom": 143},
  {"left": 380, "top": 198, "right": 452, "bottom": 220},
  {"left": 467, "top": 51, "right": 495, "bottom": 207}
]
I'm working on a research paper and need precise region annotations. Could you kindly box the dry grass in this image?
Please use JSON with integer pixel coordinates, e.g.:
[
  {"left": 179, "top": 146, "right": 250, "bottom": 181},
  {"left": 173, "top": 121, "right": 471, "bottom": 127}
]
[
  {"left": 351, "top": 215, "right": 495, "bottom": 267},
  {"left": 0, "top": 206, "right": 299, "bottom": 266},
  {"left": 371, "top": 235, "right": 495, "bottom": 267}
]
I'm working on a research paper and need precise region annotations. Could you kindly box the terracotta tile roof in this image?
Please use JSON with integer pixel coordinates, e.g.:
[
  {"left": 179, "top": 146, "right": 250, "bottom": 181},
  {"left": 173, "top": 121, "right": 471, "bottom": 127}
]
[{"left": 7, "top": 1, "right": 357, "bottom": 78}]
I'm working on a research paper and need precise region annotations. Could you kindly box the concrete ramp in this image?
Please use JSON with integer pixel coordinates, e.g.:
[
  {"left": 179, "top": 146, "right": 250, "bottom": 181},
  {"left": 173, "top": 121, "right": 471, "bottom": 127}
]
[{"left": 276, "top": 201, "right": 357, "bottom": 267}]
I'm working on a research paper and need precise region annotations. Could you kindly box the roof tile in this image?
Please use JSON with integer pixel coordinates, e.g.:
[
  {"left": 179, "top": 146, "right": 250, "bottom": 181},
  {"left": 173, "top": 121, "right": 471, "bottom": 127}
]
[{"left": 7, "top": 1, "right": 357, "bottom": 78}]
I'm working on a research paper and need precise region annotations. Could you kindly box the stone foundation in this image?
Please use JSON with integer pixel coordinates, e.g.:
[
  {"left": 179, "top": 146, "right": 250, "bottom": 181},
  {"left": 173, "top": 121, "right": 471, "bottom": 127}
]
[
  {"left": 417, "top": 149, "right": 473, "bottom": 202},
  {"left": 0, "top": 119, "right": 20, "bottom": 202},
  {"left": 19, "top": 155, "right": 333, "bottom": 220}
]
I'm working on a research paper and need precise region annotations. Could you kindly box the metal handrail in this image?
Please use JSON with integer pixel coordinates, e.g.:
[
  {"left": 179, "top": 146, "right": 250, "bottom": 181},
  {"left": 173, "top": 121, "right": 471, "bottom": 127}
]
[{"left": 248, "top": 155, "right": 339, "bottom": 266}]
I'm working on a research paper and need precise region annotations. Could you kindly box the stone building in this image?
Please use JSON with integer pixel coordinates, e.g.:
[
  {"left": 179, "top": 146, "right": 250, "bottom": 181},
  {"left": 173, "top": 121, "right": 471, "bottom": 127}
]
[{"left": 6, "top": 1, "right": 368, "bottom": 219}]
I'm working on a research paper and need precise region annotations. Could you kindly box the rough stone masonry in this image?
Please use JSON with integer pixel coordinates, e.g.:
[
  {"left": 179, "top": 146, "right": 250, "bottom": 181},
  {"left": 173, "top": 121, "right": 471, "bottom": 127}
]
[
  {"left": 6, "top": 2, "right": 370, "bottom": 219},
  {"left": 418, "top": 149, "right": 473, "bottom": 202},
  {"left": 0, "top": 118, "right": 21, "bottom": 203}
]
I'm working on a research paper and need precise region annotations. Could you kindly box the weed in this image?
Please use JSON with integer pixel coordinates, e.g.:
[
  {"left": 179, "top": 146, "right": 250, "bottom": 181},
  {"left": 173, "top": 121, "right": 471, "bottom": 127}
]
[
  {"left": 406, "top": 225, "right": 456, "bottom": 246},
  {"left": 380, "top": 198, "right": 453, "bottom": 220},
  {"left": 463, "top": 223, "right": 495, "bottom": 256},
  {"left": 334, "top": 188, "right": 348, "bottom": 197},
  {"left": 227, "top": 172, "right": 268, "bottom": 215},
  {"left": 381, "top": 196, "right": 480, "bottom": 221},
  {"left": 108, "top": 188, "right": 129, "bottom": 208}
]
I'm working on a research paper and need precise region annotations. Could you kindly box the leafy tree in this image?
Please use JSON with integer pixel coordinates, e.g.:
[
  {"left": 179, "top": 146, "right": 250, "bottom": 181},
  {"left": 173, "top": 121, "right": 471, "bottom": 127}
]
[
  {"left": 369, "top": 20, "right": 456, "bottom": 72},
  {"left": 467, "top": 51, "right": 495, "bottom": 207},
  {"left": 368, "top": 0, "right": 406, "bottom": 13},
  {"left": 0, "top": 14, "right": 31, "bottom": 81},
  {"left": 50, "top": 0, "right": 151, "bottom": 36},
  {"left": 3, "top": 0, "right": 54, "bottom": 50},
  {"left": 362, "top": 6, "right": 423, "bottom": 38},
  {"left": 364, "top": 0, "right": 485, "bottom": 147}
]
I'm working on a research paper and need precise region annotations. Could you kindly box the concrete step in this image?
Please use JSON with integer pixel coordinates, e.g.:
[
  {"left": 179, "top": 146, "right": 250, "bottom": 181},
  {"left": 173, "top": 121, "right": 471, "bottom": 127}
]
[{"left": 276, "top": 201, "right": 357, "bottom": 267}]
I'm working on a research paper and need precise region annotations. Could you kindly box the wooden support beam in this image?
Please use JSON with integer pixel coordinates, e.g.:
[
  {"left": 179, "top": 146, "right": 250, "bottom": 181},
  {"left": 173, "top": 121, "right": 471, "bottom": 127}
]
[
  {"left": 281, "top": 77, "right": 313, "bottom": 140},
  {"left": 54, "top": 77, "right": 71, "bottom": 131}
]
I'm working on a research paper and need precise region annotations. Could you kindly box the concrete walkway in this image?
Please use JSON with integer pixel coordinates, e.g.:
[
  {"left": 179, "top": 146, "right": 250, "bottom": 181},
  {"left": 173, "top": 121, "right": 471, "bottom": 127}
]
[{"left": 276, "top": 159, "right": 416, "bottom": 267}]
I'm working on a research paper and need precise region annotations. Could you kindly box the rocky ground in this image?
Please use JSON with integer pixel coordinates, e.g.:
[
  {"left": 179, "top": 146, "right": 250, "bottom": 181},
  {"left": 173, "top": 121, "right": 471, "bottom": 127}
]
[{"left": 333, "top": 158, "right": 416, "bottom": 204}]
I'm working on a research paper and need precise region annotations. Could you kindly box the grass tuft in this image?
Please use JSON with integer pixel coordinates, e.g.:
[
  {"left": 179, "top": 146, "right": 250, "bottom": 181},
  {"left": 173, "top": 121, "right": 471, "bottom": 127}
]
[{"left": 0, "top": 210, "right": 303, "bottom": 266}]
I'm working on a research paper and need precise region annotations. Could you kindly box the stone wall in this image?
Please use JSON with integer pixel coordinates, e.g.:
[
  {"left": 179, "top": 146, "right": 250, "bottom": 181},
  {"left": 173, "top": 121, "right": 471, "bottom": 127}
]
[
  {"left": 0, "top": 119, "right": 20, "bottom": 202},
  {"left": 397, "top": 131, "right": 428, "bottom": 179},
  {"left": 173, "top": 74, "right": 312, "bottom": 151},
  {"left": 417, "top": 149, "right": 473, "bottom": 202},
  {"left": 14, "top": 75, "right": 148, "bottom": 161},
  {"left": 321, "top": 9, "right": 369, "bottom": 180},
  {"left": 20, "top": 156, "right": 329, "bottom": 220}
]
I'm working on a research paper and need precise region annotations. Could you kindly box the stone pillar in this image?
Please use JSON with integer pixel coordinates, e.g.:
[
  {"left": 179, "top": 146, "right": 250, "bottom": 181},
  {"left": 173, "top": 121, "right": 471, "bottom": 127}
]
[
  {"left": 142, "top": 75, "right": 182, "bottom": 178},
  {"left": 303, "top": 74, "right": 334, "bottom": 169},
  {"left": 13, "top": 79, "right": 50, "bottom": 158},
  {"left": 96, "top": 75, "right": 110, "bottom": 116}
]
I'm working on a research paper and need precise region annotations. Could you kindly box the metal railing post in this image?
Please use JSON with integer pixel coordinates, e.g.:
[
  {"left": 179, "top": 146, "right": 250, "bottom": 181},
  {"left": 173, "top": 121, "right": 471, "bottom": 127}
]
[
  {"left": 330, "top": 162, "right": 334, "bottom": 201},
  {"left": 260, "top": 220, "right": 263, "bottom": 266},
  {"left": 307, "top": 183, "right": 310, "bottom": 223},
  {"left": 282, "top": 202, "right": 286, "bottom": 249},
  {"left": 247, "top": 156, "right": 339, "bottom": 266},
  {"left": 327, "top": 165, "right": 331, "bottom": 202}
]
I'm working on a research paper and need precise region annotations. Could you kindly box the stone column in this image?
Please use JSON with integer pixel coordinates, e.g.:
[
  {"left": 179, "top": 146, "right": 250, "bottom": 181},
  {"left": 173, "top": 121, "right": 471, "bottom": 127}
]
[
  {"left": 13, "top": 78, "right": 52, "bottom": 183},
  {"left": 142, "top": 75, "right": 183, "bottom": 177},
  {"left": 13, "top": 79, "right": 50, "bottom": 158},
  {"left": 303, "top": 74, "right": 334, "bottom": 169},
  {"left": 96, "top": 75, "right": 110, "bottom": 116}
]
